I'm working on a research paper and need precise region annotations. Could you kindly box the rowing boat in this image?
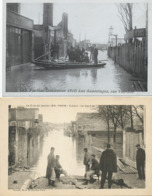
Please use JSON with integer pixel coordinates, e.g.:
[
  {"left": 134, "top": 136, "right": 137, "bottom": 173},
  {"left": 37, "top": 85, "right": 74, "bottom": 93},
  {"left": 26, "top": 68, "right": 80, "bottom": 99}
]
[{"left": 32, "top": 59, "right": 106, "bottom": 70}]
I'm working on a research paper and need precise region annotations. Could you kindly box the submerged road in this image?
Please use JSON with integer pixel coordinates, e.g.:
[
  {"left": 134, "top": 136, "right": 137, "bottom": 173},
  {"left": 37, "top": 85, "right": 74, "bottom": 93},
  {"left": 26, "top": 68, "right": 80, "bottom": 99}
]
[{"left": 6, "top": 51, "right": 137, "bottom": 93}]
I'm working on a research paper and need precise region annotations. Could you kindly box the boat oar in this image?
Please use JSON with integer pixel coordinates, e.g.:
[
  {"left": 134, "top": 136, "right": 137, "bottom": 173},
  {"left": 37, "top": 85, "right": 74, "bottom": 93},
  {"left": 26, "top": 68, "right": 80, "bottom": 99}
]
[{"left": 34, "top": 49, "right": 54, "bottom": 61}]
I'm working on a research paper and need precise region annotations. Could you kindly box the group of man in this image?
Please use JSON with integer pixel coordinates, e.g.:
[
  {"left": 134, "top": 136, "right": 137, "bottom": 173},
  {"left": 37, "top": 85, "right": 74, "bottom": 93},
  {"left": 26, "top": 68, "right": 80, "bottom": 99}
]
[
  {"left": 46, "top": 143, "right": 145, "bottom": 188},
  {"left": 66, "top": 44, "right": 98, "bottom": 64},
  {"left": 46, "top": 147, "right": 67, "bottom": 187},
  {"left": 83, "top": 143, "right": 145, "bottom": 189}
]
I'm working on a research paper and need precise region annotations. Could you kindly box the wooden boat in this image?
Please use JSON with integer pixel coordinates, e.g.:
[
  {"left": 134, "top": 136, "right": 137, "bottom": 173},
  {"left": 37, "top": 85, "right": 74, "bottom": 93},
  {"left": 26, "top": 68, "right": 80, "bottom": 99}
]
[{"left": 32, "top": 59, "right": 106, "bottom": 70}]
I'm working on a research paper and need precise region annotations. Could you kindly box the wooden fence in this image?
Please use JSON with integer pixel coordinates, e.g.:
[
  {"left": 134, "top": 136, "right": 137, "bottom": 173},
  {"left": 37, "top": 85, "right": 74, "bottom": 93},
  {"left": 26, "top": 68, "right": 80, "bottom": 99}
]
[{"left": 108, "top": 42, "right": 147, "bottom": 79}]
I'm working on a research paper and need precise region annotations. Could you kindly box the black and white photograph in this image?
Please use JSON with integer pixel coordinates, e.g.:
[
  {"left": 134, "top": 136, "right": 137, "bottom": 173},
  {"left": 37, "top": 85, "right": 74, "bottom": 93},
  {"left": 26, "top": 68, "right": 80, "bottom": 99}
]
[
  {"left": 8, "top": 103, "right": 145, "bottom": 190},
  {"left": 4, "top": 1, "right": 150, "bottom": 96}
]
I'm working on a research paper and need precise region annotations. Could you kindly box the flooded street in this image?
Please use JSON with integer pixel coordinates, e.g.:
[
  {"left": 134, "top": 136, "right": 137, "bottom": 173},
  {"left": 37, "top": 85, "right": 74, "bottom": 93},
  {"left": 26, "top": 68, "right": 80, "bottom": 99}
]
[
  {"left": 6, "top": 51, "right": 135, "bottom": 92},
  {"left": 31, "top": 130, "right": 85, "bottom": 178}
]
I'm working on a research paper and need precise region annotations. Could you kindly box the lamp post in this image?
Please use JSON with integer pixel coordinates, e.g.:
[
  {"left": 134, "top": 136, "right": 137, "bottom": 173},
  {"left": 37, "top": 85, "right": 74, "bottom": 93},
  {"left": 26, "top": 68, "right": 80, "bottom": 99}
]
[
  {"left": 108, "top": 26, "right": 113, "bottom": 46},
  {"left": 109, "top": 26, "right": 118, "bottom": 47}
]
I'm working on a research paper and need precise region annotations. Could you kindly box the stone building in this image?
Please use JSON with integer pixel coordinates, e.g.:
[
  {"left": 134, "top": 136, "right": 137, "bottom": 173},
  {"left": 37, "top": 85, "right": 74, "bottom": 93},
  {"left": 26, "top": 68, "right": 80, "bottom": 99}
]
[
  {"left": 6, "top": 3, "right": 34, "bottom": 69},
  {"left": 75, "top": 113, "right": 107, "bottom": 137},
  {"left": 8, "top": 106, "right": 46, "bottom": 167}
]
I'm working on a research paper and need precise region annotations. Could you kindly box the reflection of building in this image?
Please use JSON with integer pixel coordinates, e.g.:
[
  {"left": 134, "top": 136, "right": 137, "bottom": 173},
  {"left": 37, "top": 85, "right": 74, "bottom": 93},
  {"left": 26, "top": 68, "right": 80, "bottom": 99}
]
[
  {"left": 6, "top": 3, "right": 34, "bottom": 69},
  {"left": 8, "top": 106, "right": 47, "bottom": 167}
]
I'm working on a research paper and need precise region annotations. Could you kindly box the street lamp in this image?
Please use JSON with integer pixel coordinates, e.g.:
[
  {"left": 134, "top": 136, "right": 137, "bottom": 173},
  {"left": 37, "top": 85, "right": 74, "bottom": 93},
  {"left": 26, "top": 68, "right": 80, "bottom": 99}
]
[
  {"left": 109, "top": 26, "right": 118, "bottom": 46},
  {"left": 109, "top": 26, "right": 113, "bottom": 36}
]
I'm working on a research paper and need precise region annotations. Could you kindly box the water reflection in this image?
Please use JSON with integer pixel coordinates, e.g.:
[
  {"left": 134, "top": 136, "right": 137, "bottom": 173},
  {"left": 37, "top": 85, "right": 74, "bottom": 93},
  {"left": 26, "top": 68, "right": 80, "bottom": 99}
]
[
  {"left": 32, "top": 130, "right": 85, "bottom": 177},
  {"left": 6, "top": 51, "right": 134, "bottom": 92}
]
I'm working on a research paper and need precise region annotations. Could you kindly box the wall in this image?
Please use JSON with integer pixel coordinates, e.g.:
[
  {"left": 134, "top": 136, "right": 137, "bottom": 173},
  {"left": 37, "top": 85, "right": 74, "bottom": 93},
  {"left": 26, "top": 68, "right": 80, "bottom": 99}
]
[
  {"left": 108, "top": 41, "right": 147, "bottom": 79},
  {"left": 85, "top": 131, "right": 123, "bottom": 158},
  {"left": 123, "top": 130, "right": 144, "bottom": 168}
]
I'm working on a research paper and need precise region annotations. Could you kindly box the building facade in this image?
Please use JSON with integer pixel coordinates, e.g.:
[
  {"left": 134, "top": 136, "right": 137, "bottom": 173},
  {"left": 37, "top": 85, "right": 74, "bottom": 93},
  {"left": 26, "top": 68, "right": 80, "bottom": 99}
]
[
  {"left": 6, "top": 3, "right": 34, "bottom": 69},
  {"left": 34, "top": 4, "right": 75, "bottom": 59}
]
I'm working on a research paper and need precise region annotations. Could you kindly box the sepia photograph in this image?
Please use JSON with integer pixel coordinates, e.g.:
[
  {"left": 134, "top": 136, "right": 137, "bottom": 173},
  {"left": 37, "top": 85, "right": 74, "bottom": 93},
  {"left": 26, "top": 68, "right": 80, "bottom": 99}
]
[
  {"left": 8, "top": 103, "right": 145, "bottom": 190},
  {"left": 4, "top": 1, "right": 150, "bottom": 95}
]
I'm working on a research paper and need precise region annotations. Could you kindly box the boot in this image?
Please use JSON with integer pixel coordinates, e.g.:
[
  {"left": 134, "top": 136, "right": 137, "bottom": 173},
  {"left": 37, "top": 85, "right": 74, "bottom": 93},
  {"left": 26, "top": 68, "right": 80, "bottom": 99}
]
[
  {"left": 52, "top": 181, "right": 56, "bottom": 187},
  {"left": 100, "top": 184, "right": 104, "bottom": 189},
  {"left": 48, "top": 179, "right": 52, "bottom": 186},
  {"left": 83, "top": 180, "right": 88, "bottom": 185}
]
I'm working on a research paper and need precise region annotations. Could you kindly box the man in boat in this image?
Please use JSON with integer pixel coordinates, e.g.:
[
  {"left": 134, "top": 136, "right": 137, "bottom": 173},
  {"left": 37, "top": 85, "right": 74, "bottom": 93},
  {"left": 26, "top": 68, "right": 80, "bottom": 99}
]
[
  {"left": 83, "top": 154, "right": 99, "bottom": 185},
  {"left": 75, "top": 45, "right": 81, "bottom": 62},
  {"left": 46, "top": 147, "right": 56, "bottom": 186},
  {"left": 81, "top": 47, "right": 85, "bottom": 61},
  {"left": 84, "top": 52, "right": 90, "bottom": 63},
  {"left": 50, "top": 43, "right": 55, "bottom": 59},
  {"left": 55, "top": 155, "right": 68, "bottom": 180},
  {"left": 89, "top": 45, "right": 94, "bottom": 61},
  {"left": 55, "top": 42, "right": 60, "bottom": 59},
  {"left": 93, "top": 44, "right": 98, "bottom": 64},
  {"left": 69, "top": 46, "right": 75, "bottom": 62},
  {"left": 65, "top": 46, "right": 70, "bottom": 60}
]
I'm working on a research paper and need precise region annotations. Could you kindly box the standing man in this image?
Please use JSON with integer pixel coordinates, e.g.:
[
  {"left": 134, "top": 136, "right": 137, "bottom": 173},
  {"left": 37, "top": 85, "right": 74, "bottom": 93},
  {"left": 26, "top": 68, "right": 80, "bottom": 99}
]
[
  {"left": 83, "top": 148, "right": 90, "bottom": 176},
  {"left": 46, "top": 147, "right": 56, "bottom": 187},
  {"left": 136, "top": 144, "right": 145, "bottom": 179},
  {"left": 100, "top": 143, "right": 117, "bottom": 189},
  {"left": 93, "top": 44, "right": 98, "bottom": 64},
  {"left": 83, "top": 154, "right": 99, "bottom": 185}
]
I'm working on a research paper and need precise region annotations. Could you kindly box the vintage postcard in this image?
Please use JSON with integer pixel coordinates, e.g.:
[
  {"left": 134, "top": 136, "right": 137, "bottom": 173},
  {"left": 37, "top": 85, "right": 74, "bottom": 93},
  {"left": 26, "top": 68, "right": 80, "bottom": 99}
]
[
  {"left": 2, "top": 0, "right": 152, "bottom": 96},
  {"left": 0, "top": 97, "right": 152, "bottom": 196}
]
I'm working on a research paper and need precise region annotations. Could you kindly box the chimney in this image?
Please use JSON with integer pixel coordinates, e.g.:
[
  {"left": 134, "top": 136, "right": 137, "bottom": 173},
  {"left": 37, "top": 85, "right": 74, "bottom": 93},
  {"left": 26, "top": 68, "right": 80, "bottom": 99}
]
[
  {"left": 43, "top": 3, "right": 53, "bottom": 27},
  {"left": 62, "top": 13, "right": 68, "bottom": 39}
]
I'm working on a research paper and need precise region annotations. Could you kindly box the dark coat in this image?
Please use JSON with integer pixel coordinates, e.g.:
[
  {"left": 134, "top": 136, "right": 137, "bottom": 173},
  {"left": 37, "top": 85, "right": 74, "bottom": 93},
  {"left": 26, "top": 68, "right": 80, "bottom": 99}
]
[
  {"left": 91, "top": 158, "right": 100, "bottom": 174},
  {"left": 46, "top": 152, "right": 56, "bottom": 178},
  {"left": 136, "top": 148, "right": 145, "bottom": 164},
  {"left": 100, "top": 149, "right": 117, "bottom": 172},
  {"left": 84, "top": 151, "right": 90, "bottom": 165},
  {"left": 55, "top": 159, "right": 62, "bottom": 169}
]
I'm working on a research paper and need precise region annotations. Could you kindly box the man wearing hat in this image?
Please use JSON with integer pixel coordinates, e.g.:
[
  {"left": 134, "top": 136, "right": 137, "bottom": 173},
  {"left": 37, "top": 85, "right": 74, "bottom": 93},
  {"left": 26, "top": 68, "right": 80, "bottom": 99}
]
[
  {"left": 83, "top": 154, "right": 99, "bottom": 185},
  {"left": 83, "top": 148, "right": 90, "bottom": 176},
  {"left": 100, "top": 143, "right": 117, "bottom": 189},
  {"left": 136, "top": 144, "right": 145, "bottom": 179},
  {"left": 46, "top": 147, "right": 56, "bottom": 186}
]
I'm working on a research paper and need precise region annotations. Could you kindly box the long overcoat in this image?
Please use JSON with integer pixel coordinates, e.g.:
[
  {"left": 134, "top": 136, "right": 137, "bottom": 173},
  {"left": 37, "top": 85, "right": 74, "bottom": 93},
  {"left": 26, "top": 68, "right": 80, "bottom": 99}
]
[
  {"left": 136, "top": 148, "right": 145, "bottom": 165},
  {"left": 100, "top": 149, "right": 117, "bottom": 172},
  {"left": 46, "top": 152, "right": 56, "bottom": 178}
]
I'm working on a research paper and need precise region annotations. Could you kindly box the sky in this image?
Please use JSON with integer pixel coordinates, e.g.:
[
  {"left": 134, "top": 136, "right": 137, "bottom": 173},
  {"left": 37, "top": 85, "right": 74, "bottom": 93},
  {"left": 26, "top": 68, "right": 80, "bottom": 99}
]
[{"left": 20, "top": 3, "right": 147, "bottom": 43}]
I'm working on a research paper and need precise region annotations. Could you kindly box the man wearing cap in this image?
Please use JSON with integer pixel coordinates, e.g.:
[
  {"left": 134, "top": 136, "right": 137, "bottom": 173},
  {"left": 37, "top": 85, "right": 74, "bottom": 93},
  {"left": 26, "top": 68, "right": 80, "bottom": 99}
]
[
  {"left": 83, "top": 154, "right": 99, "bottom": 185},
  {"left": 136, "top": 144, "right": 145, "bottom": 179},
  {"left": 93, "top": 44, "right": 98, "bottom": 64},
  {"left": 55, "top": 155, "right": 68, "bottom": 180},
  {"left": 83, "top": 148, "right": 90, "bottom": 176},
  {"left": 46, "top": 147, "right": 56, "bottom": 186},
  {"left": 100, "top": 143, "right": 117, "bottom": 189}
]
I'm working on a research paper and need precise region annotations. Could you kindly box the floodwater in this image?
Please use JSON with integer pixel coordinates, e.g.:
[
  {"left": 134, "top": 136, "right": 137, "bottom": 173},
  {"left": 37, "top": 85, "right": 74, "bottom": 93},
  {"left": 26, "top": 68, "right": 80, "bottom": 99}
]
[
  {"left": 6, "top": 51, "right": 134, "bottom": 92},
  {"left": 30, "top": 130, "right": 85, "bottom": 178}
]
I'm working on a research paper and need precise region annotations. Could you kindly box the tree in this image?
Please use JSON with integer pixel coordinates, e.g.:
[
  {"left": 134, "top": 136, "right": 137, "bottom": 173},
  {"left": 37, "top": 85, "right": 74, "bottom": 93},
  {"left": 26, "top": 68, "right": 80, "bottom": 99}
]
[
  {"left": 132, "top": 105, "right": 144, "bottom": 128},
  {"left": 97, "top": 106, "right": 111, "bottom": 143},
  {"left": 116, "top": 3, "right": 133, "bottom": 33}
]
